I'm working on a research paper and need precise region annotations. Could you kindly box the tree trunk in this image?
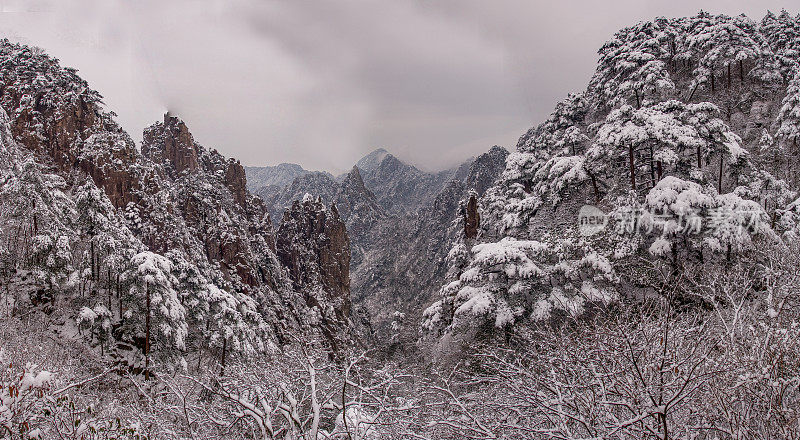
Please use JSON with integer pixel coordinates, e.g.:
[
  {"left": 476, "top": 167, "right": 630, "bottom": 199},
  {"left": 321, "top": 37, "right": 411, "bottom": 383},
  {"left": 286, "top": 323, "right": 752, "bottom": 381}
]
[
  {"left": 5, "top": 277, "right": 10, "bottom": 317},
  {"left": 628, "top": 145, "right": 636, "bottom": 190},
  {"left": 711, "top": 71, "right": 715, "bottom": 93},
  {"left": 718, "top": 154, "right": 724, "bottom": 194},
  {"left": 588, "top": 171, "right": 601, "bottom": 203},
  {"left": 145, "top": 282, "right": 151, "bottom": 381},
  {"left": 697, "top": 146, "right": 702, "bottom": 169},
  {"left": 116, "top": 274, "right": 121, "bottom": 319},
  {"left": 220, "top": 338, "right": 227, "bottom": 376},
  {"left": 688, "top": 83, "right": 699, "bottom": 101},
  {"left": 107, "top": 268, "right": 112, "bottom": 301},
  {"left": 727, "top": 64, "right": 731, "bottom": 88},
  {"left": 657, "top": 160, "right": 663, "bottom": 180},
  {"left": 90, "top": 240, "right": 96, "bottom": 281},
  {"left": 671, "top": 241, "right": 678, "bottom": 271},
  {"left": 739, "top": 60, "right": 744, "bottom": 84},
  {"left": 649, "top": 145, "right": 656, "bottom": 188}
]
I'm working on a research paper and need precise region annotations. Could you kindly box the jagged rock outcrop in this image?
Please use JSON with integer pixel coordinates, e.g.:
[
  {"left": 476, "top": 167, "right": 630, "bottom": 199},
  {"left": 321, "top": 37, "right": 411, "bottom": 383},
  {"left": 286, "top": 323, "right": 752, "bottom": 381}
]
[
  {"left": 223, "top": 158, "right": 248, "bottom": 207},
  {"left": 255, "top": 166, "right": 383, "bottom": 267},
  {"left": 139, "top": 116, "right": 276, "bottom": 288},
  {"left": 257, "top": 171, "right": 340, "bottom": 219},
  {"left": 463, "top": 192, "right": 479, "bottom": 240},
  {"left": 142, "top": 113, "right": 199, "bottom": 176},
  {"left": 465, "top": 146, "right": 509, "bottom": 196},
  {"left": 350, "top": 146, "right": 509, "bottom": 330},
  {"left": 336, "top": 166, "right": 383, "bottom": 239},
  {"left": 248, "top": 145, "right": 509, "bottom": 332},
  {"left": 0, "top": 38, "right": 357, "bottom": 351},
  {"left": 358, "top": 152, "right": 433, "bottom": 213},
  {"left": 277, "top": 196, "right": 351, "bottom": 347},
  {"left": 353, "top": 148, "right": 494, "bottom": 215},
  {"left": 0, "top": 40, "right": 147, "bottom": 209}
]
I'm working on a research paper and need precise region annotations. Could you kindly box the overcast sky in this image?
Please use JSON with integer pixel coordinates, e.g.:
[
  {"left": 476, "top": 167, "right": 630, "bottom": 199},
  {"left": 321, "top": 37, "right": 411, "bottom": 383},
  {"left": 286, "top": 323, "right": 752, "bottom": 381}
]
[{"left": 0, "top": 1, "right": 795, "bottom": 173}]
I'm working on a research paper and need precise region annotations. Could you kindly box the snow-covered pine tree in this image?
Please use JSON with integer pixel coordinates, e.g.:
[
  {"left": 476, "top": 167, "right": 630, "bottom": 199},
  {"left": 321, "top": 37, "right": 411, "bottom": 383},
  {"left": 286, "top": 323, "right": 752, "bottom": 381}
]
[
  {"left": 122, "top": 251, "right": 188, "bottom": 377},
  {"left": 168, "top": 251, "right": 270, "bottom": 371},
  {"left": 75, "top": 180, "right": 141, "bottom": 305},
  {"left": 777, "top": 70, "right": 800, "bottom": 155},
  {"left": 761, "top": 10, "right": 800, "bottom": 81},
  {"left": 423, "top": 230, "right": 618, "bottom": 333},
  {"left": 0, "top": 157, "right": 75, "bottom": 264},
  {"left": 427, "top": 11, "right": 797, "bottom": 341},
  {"left": 591, "top": 19, "right": 676, "bottom": 109}
]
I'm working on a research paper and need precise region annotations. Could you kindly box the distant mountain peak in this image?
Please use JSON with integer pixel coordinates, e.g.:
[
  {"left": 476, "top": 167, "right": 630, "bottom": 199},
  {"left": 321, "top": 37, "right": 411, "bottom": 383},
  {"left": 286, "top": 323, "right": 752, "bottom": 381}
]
[
  {"left": 344, "top": 165, "right": 365, "bottom": 185},
  {"left": 356, "top": 148, "right": 394, "bottom": 173},
  {"left": 341, "top": 166, "right": 376, "bottom": 201},
  {"left": 244, "top": 162, "right": 329, "bottom": 190},
  {"left": 276, "top": 162, "right": 305, "bottom": 171}
]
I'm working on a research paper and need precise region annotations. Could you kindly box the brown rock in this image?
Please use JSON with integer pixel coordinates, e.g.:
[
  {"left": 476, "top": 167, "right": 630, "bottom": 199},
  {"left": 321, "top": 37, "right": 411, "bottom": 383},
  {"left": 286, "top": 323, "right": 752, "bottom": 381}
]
[
  {"left": 1, "top": 76, "right": 142, "bottom": 209},
  {"left": 464, "top": 192, "right": 480, "bottom": 240},
  {"left": 142, "top": 113, "right": 199, "bottom": 175},
  {"left": 276, "top": 197, "right": 351, "bottom": 325},
  {"left": 224, "top": 158, "right": 248, "bottom": 207}
]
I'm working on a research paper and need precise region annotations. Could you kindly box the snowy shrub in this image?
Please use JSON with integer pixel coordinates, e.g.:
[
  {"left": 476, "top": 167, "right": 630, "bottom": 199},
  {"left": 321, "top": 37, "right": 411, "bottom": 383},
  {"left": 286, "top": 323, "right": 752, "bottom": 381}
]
[{"left": 425, "top": 232, "right": 619, "bottom": 332}]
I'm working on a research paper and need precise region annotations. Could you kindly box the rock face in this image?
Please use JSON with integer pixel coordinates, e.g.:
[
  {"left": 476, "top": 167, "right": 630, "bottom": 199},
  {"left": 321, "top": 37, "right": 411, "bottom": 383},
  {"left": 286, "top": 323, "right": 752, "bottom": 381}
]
[
  {"left": 464, "top": 193, "right": 479, "bottom": 240},
  {"left": 354, "top": 147, "right": 391, "bottom": 173},
  {"left": 245, "top": 163, "right": 329, "bottom": 190},
  {"left": 465, "top": 146, "right": 509, "bottom": 196},
  {"left": 335, "top": 167, "right": 383, "bottom": 241},
  {"left": 139, "top": 116, "right": 274, "bottom": 288},
  {"left": 277, "top": 197, "right": 351, "bottom": 347},
  {"left": 349, "top": 146, "right": 508, "bottom": 330},
  {"left": 0, "top": 41, "right": 145, "bottom": 209},
  {"left": 142, "top": 113, "right": 199, "bottom": 176},
  {"left": 359, "top": 152, "right": 442, "bottom": 214},
  {"left": 0, "top": 38, "right": 355, "bottom": 346},
  {"left": 247, "top": 145, "right": 509, "bottom": 332},
  {"left": 256, "top": 166, "right": 383, "bottom": 268},
  {"left": 257, "top": 172, "right": 341, "bottom": 218},
  {"left": 223, "top": 159, "right": 248, "bottom": 207}
]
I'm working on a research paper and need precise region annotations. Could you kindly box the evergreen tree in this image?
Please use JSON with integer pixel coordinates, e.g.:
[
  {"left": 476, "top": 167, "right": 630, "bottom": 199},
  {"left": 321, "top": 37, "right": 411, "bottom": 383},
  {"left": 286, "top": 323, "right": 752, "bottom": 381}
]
[{"left": 122, "top": 251, "right": 188, "bottom": 377}]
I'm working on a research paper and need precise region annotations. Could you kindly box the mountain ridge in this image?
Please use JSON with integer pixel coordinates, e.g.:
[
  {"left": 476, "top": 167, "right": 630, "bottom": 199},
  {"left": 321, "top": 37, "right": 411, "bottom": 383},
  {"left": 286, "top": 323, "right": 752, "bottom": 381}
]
[{"left": 246, "top": 144, "right": 509, "bottom": 331}]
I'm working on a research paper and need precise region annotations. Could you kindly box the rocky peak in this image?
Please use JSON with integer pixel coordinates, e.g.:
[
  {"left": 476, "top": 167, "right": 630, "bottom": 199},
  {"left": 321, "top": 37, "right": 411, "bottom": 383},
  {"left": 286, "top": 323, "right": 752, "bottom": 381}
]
[
  {"left": 464, "top": 192, "right": 480, "bottom": 240},
  {"left": 372, "top": 152, "right": 416, "bottom": 176},
  {"left": 0, "top": 40, "right": 144, "bottom": 209},
  {"left": 336, "top": 167, "right": 383, "bottom": 258},
  {"left": 340, "top": 166, "right": 370, "bottom": 198},
  {"left": 142, "top": 113, "right": 200, "bottom": 176},
  {"left": 276, "top": 195, "right": 350, "bottom": 308},
  {"left": 245, "top": 163, "right": 326, "bottom": 190},
  {"left": 276, "top": 196, "right": 351, "bottom": 347},
  {"left": 223, "top": 158, "right": 248, "bottom": 207},
  {"left": 355, "top": 147, "right": 391, "bottom": 173},
  {"left": 466, "top": 146, "right": 509, "bottom": 196}
]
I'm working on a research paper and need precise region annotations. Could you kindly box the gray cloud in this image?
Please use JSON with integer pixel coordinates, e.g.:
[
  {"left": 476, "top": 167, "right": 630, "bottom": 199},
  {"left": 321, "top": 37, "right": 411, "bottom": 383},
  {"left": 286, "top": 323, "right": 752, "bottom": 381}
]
[{"left": 0, "top": 0, "right": 795, "bottom": 172}]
